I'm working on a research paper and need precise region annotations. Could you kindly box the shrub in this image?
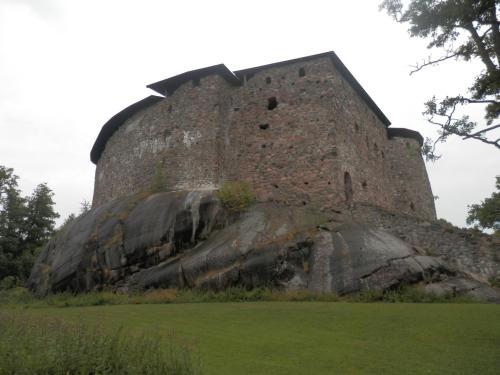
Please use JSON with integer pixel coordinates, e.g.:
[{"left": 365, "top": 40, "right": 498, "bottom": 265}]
[
  {"left": 0, "top": 285, "right": 478, "bottom": 308},
  {"left": 0, "top": 276, "right": 18, "bottom": 290},
  {"left": 0, "top": 311, "right": 201, "bottom": 375},
  {"left": 150, "top": 163, "right": 167, "bottom": 193},
  {"left": 349, "top": 284, "right": 474, "bottom": 303},
  {"left": 490, "top": 276, "right": 500, "bottom": 289},
  {"left": 216, "top": 181, "right": 254, "bottom": 213}
]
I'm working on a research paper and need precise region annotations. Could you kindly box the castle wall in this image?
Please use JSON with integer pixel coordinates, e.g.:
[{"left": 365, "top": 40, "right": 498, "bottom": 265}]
[
  {"left": 92, "top": 75, "right": 233, "bottom": 207},
  {"left": 223, "top": 57, "right": 397, "bottom": 213},
  {"left": 351, "top": 204, "right": 498, "bottom": 279},
  {"left": 386, "top": 137, "right": 437, "bottom": 219},
  {"left": 222, "top": 57, "right": 343, "bottom": 209},
  {"left": 92, "top": 56, "right": 436, "bottom": 221}
]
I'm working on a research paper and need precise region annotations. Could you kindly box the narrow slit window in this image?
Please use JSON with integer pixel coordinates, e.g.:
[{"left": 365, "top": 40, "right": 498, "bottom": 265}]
[
  {"left": 344, "top": 172, "right": 353, "bottom": 203},
  {"left": 299, "top": 67, "right": 305, "bottom": 77}
]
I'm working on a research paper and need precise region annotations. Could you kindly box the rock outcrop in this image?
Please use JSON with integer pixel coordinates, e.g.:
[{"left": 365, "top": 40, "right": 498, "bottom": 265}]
[{"left": 28, "top": 190, "right": 500, "bottom": 302}]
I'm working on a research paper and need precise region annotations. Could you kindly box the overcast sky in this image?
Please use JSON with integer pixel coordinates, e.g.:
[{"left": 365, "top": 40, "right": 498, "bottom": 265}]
[{"left": 1, "top": 0, "right": 498, "bottom": 227}]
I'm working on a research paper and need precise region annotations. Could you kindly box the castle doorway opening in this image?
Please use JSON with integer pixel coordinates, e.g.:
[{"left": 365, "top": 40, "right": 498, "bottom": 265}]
[{"left": 344, "top": 172, "right": 353, "bottom": 203}]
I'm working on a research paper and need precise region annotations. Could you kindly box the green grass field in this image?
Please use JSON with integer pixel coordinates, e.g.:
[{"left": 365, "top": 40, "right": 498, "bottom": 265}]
[{"left": 7, "top": 302, "right": 499, "bottom": 375}]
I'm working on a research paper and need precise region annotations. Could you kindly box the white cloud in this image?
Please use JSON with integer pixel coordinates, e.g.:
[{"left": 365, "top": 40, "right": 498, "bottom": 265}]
[{"left": 0, "top": 0, "right": 61, "bottom": 20}]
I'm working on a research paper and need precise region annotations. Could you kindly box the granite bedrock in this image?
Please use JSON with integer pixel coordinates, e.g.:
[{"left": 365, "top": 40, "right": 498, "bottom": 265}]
[
  {"left": 29, "top": 52, "right": 500, "bottom": 298},
  {"left": 28, "top": 191, "right": 500, "bottom": 301}
]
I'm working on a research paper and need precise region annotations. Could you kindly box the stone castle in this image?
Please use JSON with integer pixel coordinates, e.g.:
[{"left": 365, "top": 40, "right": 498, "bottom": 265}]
[
  {"left": 90, "top": 51, "right": 436, "bottom": 220},
  {"left": 28, "top": 52, "right": 500, "bottom": 298}
]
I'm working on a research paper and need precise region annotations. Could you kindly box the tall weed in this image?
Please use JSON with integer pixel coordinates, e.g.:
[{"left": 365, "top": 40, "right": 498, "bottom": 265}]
[{"left": 0, "top": 311, "right": 201, "bottom": 375}]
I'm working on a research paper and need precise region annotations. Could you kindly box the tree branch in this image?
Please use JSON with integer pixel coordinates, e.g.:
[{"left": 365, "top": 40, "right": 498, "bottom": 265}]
[
  {"left": 462, "top": 98, "right": 500, "bottom": 105},
  {"left": 463, "top": 124, "right": 500, "bottom": 139},
  {"left": 487, "top": 2, "right": 500, "bottom": 64},
  {"left": 465, "top": 21, "right": 498, "bottom": 73},
  {"left": 409, "top": 53, "right": 460, "bottom": 75},
  {"left": 468, "top": 136, "right": 500, "bottom": 148}
]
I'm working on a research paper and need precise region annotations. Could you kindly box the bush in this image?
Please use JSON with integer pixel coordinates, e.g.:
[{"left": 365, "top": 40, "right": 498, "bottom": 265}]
[
  {"left": 0, "top": 276, "right": 18, "bottom": 290},
  {"left": 0, "top": 285, "right": 477, "bottom": 308},
  {"left": 490, "top": 276, "right": 500, "bottom": 289},
  {"left": 216, "top": 181, "right": 254, "bottom": 213},
  {"left": 349, "top": 285, "right": 474, "bottom": 303},
  {"left": 150, "top": 163, "right": 167, "bottom": 193},
  {"left": 0, "top": 311, "right": 201, "bottom": 375}
]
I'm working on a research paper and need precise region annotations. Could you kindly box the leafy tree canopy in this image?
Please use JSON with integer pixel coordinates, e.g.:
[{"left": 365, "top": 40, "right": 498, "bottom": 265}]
[
  {"left": 380, "top": 0, "right": 500, "bottom": 160},
  {"left": 0, "top": 166, "right": 59, "bottom": 286},
  {"left": 466, "top": 176, "right": 500, "bottom": 233}
]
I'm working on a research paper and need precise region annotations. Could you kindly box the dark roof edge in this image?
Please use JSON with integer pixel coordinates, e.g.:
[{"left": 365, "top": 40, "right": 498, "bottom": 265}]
[
  {"left": 147, "top": 64, "right": 241, "bottom": 96},
  {"left": 234, "top": 51, "right": 391, "bottom": 127},
  {"left": 90, "top": 95, "right": 164, "bottom": 164},
  {"left": 327, "top": 52, "right": 391, "bottom": 127},
  {"left": 92, "top": 52, "right": 392, "bottom": 164},
  {"left": 234, "top": 52, "right": 334, "bottom": 77},
  {"left": 387, "top": 127, "right": 424, "bottom": 146}
]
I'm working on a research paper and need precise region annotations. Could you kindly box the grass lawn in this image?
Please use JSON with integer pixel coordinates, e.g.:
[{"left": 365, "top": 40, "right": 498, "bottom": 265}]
[{"left": 5, "top": 302, "right": 500, "bottom": 375}]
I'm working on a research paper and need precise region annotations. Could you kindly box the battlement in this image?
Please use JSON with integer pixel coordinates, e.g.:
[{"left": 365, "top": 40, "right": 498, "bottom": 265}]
[{"left": 91, "top": 52, "right": 436, "bottom": 220}]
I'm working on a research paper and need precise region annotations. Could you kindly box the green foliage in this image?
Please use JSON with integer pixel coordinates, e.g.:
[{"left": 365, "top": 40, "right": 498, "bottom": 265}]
[
  {"left": 0, "top": 166, "right": 59, "bottom": 284},
  {"left": 0, "top": 287, "right": 338, "bottom": 307},
  {"left": 351, "top": 284, "right": 474, "bottom": 303},
  {"left": 380, "top": 0, "right": 500, "bottom": 159},
  {"left": 467, "top": 176, "right": 500, "bottom": 233},
  {"left": 0, "top": 276, "right": 19, "bottom": 290},
  {"left": 0, "top": 311, "right": 201, "bottom": 375},
  {"left": 150, "top": 163, "right": 167, "bottom": 193},
  {"left": 0, "top": 285, "right": 478, "bottom": 308},
  {"left": 4, "top": 302, "right": 499, "bottom": 375},
  {"left": 490, "top": 276, "right": 500, "bottom": 288},
  {"left": 25, "top": 183, "right": 59, "bottom": 247},
  {"left": 216, "top": 181, "right": 254, "bottom": 213}
]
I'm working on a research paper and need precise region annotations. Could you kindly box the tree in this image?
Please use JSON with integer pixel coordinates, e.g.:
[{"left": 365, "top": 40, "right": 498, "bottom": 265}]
[
  {"left": 0, "top": 167, "right": 27, "bottom": 282},
  {"left": 80, "top": 199, "right": 91, "bottom": 214},
  {"left": 0, "top": 166, "right": 59, "bottom": 285},
  {"left": 380, "top": 0, "right": 500, "bottom": 160},
  {"left": 24, "top": 183, "right": 59, "bottom": 249},
  {"left": 57, "top": 199, "right": 91, "bottom": 231},
  {"left": 466, "top": 176, "right": 500, "bottom": 233}
]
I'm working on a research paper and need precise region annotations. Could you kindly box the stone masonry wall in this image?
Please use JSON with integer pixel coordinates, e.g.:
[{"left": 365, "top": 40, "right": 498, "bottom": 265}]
[
  {"left": 223, "top": 56, "right": 433, "bottom": 219},
  {"left": 92, "top": 56, "right": 437, "bottom": 221},
  {"left": 386, "top": 137, "right": 437, "bottom": 220},
  {"left": 92, "top": 75, "right": 233, "bottom": 207},
  {"left": 351, "top": 204, "right": 500, "bottom": 280}
]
